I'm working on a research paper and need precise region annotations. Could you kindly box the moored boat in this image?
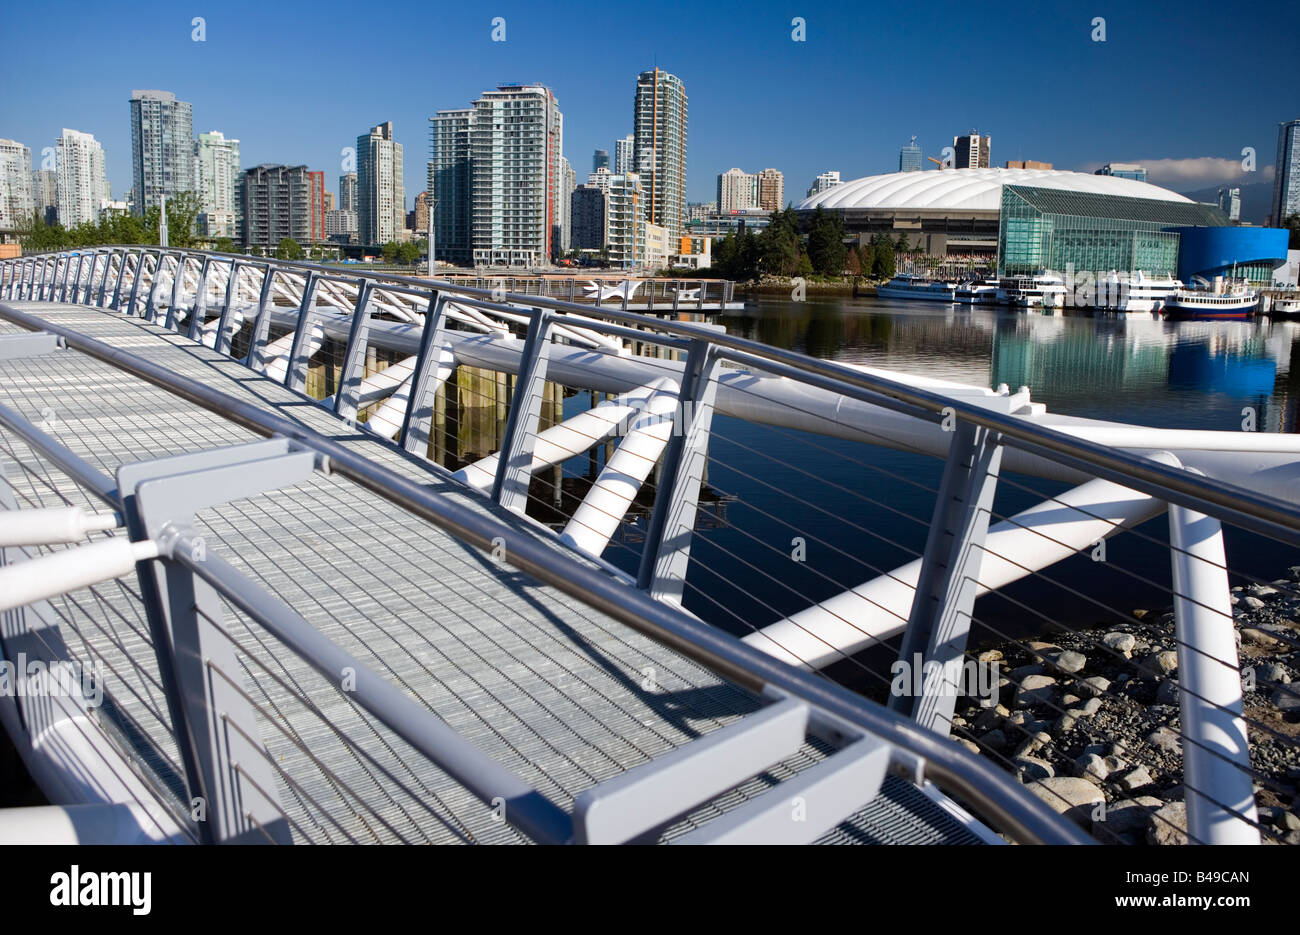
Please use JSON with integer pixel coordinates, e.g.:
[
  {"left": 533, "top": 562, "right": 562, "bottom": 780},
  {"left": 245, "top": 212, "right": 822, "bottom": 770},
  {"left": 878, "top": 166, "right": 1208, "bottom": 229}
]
[
  {"left": 1161, "top": 284, "right": 1258, "bottom": 321},
  {"left": 877, "top": 273, "right": 958, "bottom": 302}
]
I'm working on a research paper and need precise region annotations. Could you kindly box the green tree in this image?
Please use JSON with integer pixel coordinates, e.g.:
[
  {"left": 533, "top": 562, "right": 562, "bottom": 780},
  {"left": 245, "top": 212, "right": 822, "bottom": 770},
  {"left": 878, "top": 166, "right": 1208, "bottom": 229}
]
[
  {"left": 276, "top": 238, "right": 304, "bottom": 260},
  {"left": 871, "top": 234, "right": 896, "bottom": 280},
  {"left": 397, "top": 242, "right": 420, "bottom": 265},
  {"left": 806, "top": 206, "right": 848, "bottom": 276},
  {"left": 215, "top": 237, "right": 235, "bottom": 253},
  {"left": 381, "top": 241, "right": 399, "bottom": 263},
  {"left": 757, "top": 207, "right": 801, "bottom": 276},
  {"left": 796, "top": 252, "right": 813, "bottom": 276},
  {"left": 857, "top": 242, "right": 875, "bottom": 278}
]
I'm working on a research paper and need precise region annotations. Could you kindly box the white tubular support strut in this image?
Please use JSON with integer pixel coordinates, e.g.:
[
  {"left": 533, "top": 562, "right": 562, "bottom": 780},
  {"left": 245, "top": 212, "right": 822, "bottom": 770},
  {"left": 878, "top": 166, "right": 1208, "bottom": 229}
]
[
  {"left": 1166, "top": 463, "right": 1260, "bottom": 844},
  {"left": 0, "top": 539, "right": 160, "bottom": 613},
  {"left": 559, "top": 379, "right": 681, "bottom": 558},
  {"left": 746, "top": 472, "right": 1172, "bottom": 670},
  {"left": 0, "top": 506, "right": 122, "bottom": 546},
  {"left": 453, "top": 378, "right": 676, "bottom": 492}
]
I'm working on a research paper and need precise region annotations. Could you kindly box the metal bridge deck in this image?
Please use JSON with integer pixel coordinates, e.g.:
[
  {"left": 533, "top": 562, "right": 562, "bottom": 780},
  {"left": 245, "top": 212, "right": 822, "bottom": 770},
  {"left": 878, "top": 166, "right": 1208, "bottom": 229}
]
[{"left": 0, "top": 302, "right": 981, "bottom": 844}]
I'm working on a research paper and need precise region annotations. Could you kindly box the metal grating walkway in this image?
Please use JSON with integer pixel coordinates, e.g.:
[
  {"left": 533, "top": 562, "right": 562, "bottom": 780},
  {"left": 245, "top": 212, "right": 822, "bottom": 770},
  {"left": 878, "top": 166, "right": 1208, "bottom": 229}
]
[{"left": 0, "top": 302, "right": 981, "bottom": 844}]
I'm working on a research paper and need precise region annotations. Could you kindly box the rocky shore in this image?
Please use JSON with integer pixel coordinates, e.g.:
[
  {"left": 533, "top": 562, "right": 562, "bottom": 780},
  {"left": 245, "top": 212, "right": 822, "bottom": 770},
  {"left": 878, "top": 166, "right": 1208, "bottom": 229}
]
[{"left": 951, "top": 569, "right": 1300, "bottom": 844}]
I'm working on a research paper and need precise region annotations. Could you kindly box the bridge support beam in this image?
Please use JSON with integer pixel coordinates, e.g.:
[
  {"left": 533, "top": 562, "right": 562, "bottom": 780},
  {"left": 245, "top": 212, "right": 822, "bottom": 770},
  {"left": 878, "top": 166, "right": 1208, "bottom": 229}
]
[
  {"left": 890, "top": 420, "right": 1002, "bottom": 734},
  {"left": 245, "top": 266, "right": 279, "bottom": 371}
]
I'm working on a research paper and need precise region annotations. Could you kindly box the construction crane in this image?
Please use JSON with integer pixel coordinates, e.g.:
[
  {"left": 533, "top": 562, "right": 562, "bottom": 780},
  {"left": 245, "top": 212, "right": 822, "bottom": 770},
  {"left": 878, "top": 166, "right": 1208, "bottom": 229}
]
[{"left": 928, "top": 156, "right": 945, "bottom": 170}]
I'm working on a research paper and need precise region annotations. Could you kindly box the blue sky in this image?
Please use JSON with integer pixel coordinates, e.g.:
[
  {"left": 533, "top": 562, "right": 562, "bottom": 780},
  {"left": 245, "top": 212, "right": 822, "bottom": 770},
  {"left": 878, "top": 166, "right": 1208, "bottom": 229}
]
[{"left": 3, "top": 0, "right": 1297, "bottom": 207}]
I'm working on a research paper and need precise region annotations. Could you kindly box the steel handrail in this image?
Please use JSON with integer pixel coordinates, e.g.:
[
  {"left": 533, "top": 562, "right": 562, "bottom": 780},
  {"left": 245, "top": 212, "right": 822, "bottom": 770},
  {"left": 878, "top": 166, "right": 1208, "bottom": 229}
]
[{"left": 9, "top": 247, "right": 1300, "bottom": 545}]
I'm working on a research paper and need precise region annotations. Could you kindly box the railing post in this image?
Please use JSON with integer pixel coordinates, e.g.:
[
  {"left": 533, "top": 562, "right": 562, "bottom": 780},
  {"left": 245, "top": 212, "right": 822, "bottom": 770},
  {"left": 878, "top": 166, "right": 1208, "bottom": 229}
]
[
  {"left": 214, "top": 260, "right": 243, "bottom": 355},
  {"left": 398, "top": 292, "right": 449, "bottom": 456},
  {"left": 284, "top": 272, "right": 320, "bottom": 392},
  {"left": 244, "top": 265, "right": 278, "bottom": 371},
  {"left": 1168, "top": 501, "right": 1260, "bottom": 844},
  {"left": 57, "top": 255, "right": 72, "bottom": 301},
  {"left": 334, "top": 280, "right": 374, "bottom": 422},
  {"left": 145, "top": 253, "right": 167, "bottom": 323},
  {"left": 165, "top": 254, "right": 187, "bottom": 330},
  {"left": 491, "top": 308, "right": 553, "bottom": 514},
  {"left": 93, "top": 250, "right": 112, "bottom": 306},
  {"left": 129, "top": 251, "right": 156, "bottom": 317},
  {"left": 635, "top": 339, "right": 722, "bottom": 603},
  {"left": 187, "top": 257, "right": 213, "bottom": 341},
  {"left": 889, "top": 419, "right": 1003, "bottom": 734},
  {"left": 118, "top": 441, "right": 314, "bottom": 844}
]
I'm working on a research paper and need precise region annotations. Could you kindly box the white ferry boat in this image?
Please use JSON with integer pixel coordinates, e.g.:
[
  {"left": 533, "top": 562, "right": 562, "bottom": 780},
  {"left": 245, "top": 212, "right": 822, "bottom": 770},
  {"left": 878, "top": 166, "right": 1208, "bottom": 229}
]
[
  {"left": 1093, "top": 270, "right": 1181, "bottom": 313},
  {"left": 954, "top": 279, "right": 1000, "bottom": 305},
  {"left": 876, "top": 274, "right": 957, "bottom": 302},
  {"left": 998, "top": 273, "right": 1067, "bottom": 309},
  {"left": 1162, "top": 284, "right": 1258, "bottom": 321}
]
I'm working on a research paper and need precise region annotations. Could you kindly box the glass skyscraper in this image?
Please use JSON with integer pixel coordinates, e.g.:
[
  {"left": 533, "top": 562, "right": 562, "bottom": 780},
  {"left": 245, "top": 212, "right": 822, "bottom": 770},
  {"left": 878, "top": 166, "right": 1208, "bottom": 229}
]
[
  {"left": 1272, "top": 119, "right": 1300, "bottom": 227},
  {"left": 129, "top": 90, "right": 194, "bottom": 215},
  {"left": 899, "top": 137, "right": 922, "bottom": 172},
  {"left": 633, "top": 68, "right": 688, "bottom": 240}
]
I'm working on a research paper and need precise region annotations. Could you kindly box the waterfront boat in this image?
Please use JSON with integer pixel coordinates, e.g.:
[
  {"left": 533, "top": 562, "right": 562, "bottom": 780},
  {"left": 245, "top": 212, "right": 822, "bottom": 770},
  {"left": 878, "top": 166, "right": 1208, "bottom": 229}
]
[
  {"left": 954, "top": 278, "right": 1000, "bottom": 305},
  {"left": 876, "top": 273, "right": 958, "bottom": 302},
  {"left": 1093, "top": 270, "right": 1181, "bottom": 313},
  {"left": 997, "top": 273, "right": 1067, "bottom": 309},
  {"left": 1161, "top": 284, "right": 1258, "bottom": 320},
  {"left": 1270, "top": 296, "right": 1300, "bottom": 316}
]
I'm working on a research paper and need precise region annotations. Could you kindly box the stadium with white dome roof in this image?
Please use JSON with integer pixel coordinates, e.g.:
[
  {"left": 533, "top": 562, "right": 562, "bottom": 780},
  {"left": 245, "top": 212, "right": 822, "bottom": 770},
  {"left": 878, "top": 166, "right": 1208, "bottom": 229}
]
[{"left": 792, "top": 166, "right": 1261, "bottom": 278}]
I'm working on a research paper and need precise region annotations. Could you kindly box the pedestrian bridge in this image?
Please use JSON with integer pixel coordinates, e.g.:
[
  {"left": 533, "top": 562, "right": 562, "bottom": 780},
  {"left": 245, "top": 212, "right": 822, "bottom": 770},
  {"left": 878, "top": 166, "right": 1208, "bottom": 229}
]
[{"left": 0, "top": 246, "right": 1297, "bottom": 845}]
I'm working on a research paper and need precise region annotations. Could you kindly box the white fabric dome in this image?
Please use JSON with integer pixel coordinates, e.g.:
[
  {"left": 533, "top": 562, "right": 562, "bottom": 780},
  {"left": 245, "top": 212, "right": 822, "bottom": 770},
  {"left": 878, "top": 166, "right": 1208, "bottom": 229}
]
[{"left": 796, "top": 167, "right": 1191, "bottom": 211}]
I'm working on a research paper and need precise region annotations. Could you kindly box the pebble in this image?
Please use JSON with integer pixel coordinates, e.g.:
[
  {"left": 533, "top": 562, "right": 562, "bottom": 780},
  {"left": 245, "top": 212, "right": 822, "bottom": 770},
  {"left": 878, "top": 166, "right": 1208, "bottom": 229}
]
[
  {"left": 1075, "top": 676, "right": 1111, "bottom": 698},
  {"left": 1075, "top": 753, "right": 1110, "bottom": 784},
  {"left": 1270, "top": 686, "right": 1300, "bottom": 714},
  {"left": 1015, "top": 756, "right": 1054, "bottom": 781},
  {"left": 1241, "top": 596, "right": 1266, "bottom": 611},
  {"left": 1242, "top": 627, "right": 1281, "bottom": 649},
  {"left": 1147, "top": 802, "right": 1188, "bottom": 845},
  {"left": 1027, "top": 776, "right": 1105, "bottom": 818},
  {"left": 1249, "top": 584, "right": 1279, "bottom": 599},
  {"left": 1102, "top": 632, "right": 1136, "bottom": 655},
  {"left": 1016, "top": 674, "right": 1058, "bottom": 708},
  {"left": 1153, "top": 650, "right": 1179, "bottom": 675},
  {"left": 1052, "top": 650, "right": 1087, "bottom": 674},
  {"left": 1156, "top": 680, "right": 1180, "bottom": 705},
  {"left": 1254, "top": 662, "right": 1289, "bottom": 685},
  {"left": 1147, "top": 727, "right": 1182, "bottom": 755},
  {"left": 1097, "top": 797, "right": 1164, "bottom": 837},
  {"left": 1115, "top": 766, "right": 1154, "bottom": 792}
]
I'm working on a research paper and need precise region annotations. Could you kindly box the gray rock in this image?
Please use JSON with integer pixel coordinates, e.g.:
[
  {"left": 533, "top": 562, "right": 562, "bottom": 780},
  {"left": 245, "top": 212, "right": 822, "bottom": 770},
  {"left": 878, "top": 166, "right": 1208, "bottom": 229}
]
[
  {"left": 980, "top": 728, "right": 1008, "bottom": 751},
  {"left": 1249, "top": 584, "right": 1279, "bottom": 599},
  {"left": 1147, "top": 802, "right": 1188, "bottom": 845},
  {"left": 1153, "top": 650, "right": 1179, "bottom": 675},
  {"left": 1115, "top": 765, "right": 1154, "bottom": 793},
  {"left": 1013, "top": 731, "right": 1053, "bottom": 758},
  {"left": 1102, "top": 632, "right": 1136, "bottom": 655},
  {"left": 1242, "top": 627, "right": 1281, "bottom": 649},
  {"left": 956, "top": 737, "right": 981, "bottom": 755},
  {"left": 1079, "top": 696, "right": 1103, "bottom": 716},
  {"left": 1075, "top": 753, "right": 1110, "bottom": 784},
  {"left": 1015, "top": 756, "right": 1055, "bottom": 781},
  {"left": 1241, "top": 595, "right": 1266, "bottom": 611},
  {"left": 1254, "top": 662, "right": 1289, "bottom": 685},
  {"left": 1075, "top": 676, "right": 1111, "bottom": 698},
  {"left": 1103, "top": 754, "right": 1128, "bottom": 774},
  {"left": 1061, "top": 693, "right": 1081, "bottom": 707},
  {"left": 1270, "top": 685, "right": 1300, "bottom": 713},
  {"left": 1147, "top": 727, "right": 1182, "bottom": 755},
  {"left": 1052, "top": 650, "right": 1087, "bottom": 674},
  {"left": 1027, "top": 777, "right": 1106, "bottom": 821},
  {"left": 1016, "top": 674, "right": 1058, "bottom": 708},
  {"left": 1010, "top": 663, "right": 1045, "bottom": 682},
  {"left": 1156, "top": 680, "right": 1180, "bottom": 705},
  {"left": 974, "top": 706, "right": 1005, "bottom": 732},
  {"left": 1097, "top": 797, "right": 1164, "bottom": 836},
  {"left": 1056, "top": 713, "right": 1077, "bottom": 732}
]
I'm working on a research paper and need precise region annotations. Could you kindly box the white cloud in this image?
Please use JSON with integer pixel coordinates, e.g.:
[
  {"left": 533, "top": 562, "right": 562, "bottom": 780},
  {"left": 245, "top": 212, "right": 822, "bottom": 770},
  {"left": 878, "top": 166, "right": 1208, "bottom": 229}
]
[{"left": 1075, "top": 157, "right": 1275, "bottom": 190}]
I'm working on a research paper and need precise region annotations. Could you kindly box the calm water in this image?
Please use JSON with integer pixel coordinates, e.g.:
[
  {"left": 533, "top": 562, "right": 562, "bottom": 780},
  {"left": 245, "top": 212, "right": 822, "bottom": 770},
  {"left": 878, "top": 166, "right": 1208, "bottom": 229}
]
[{"left": 559, "top": 294, "right": 1300, "bottom": 685}]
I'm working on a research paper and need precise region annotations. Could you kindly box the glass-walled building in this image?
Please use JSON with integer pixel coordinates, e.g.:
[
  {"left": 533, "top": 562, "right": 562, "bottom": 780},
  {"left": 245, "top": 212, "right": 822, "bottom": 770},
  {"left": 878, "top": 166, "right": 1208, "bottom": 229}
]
[{"left": 998, "top": 185, "right": 1226, "bottom": 277}]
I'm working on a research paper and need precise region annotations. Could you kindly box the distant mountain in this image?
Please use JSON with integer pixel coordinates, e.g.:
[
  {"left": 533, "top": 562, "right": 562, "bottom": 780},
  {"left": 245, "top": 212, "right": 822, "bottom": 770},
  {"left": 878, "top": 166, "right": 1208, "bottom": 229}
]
[{"left": 1178, "top": 181, "right": 1276, "bottom": 226}]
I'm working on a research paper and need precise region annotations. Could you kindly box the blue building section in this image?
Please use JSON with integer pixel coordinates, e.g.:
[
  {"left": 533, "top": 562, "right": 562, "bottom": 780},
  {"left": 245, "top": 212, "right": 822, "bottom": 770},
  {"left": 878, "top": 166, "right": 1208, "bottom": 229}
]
[{"left": 1170, "top": 225, "right": 1290, "bottom": 283}]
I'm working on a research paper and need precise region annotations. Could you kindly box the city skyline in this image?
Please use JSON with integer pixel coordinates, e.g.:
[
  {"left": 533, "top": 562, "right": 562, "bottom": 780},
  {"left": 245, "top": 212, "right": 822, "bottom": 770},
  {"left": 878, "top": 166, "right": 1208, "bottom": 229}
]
[{"left": 0, "top": 0, "right": 1297, "bottom": 212}]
